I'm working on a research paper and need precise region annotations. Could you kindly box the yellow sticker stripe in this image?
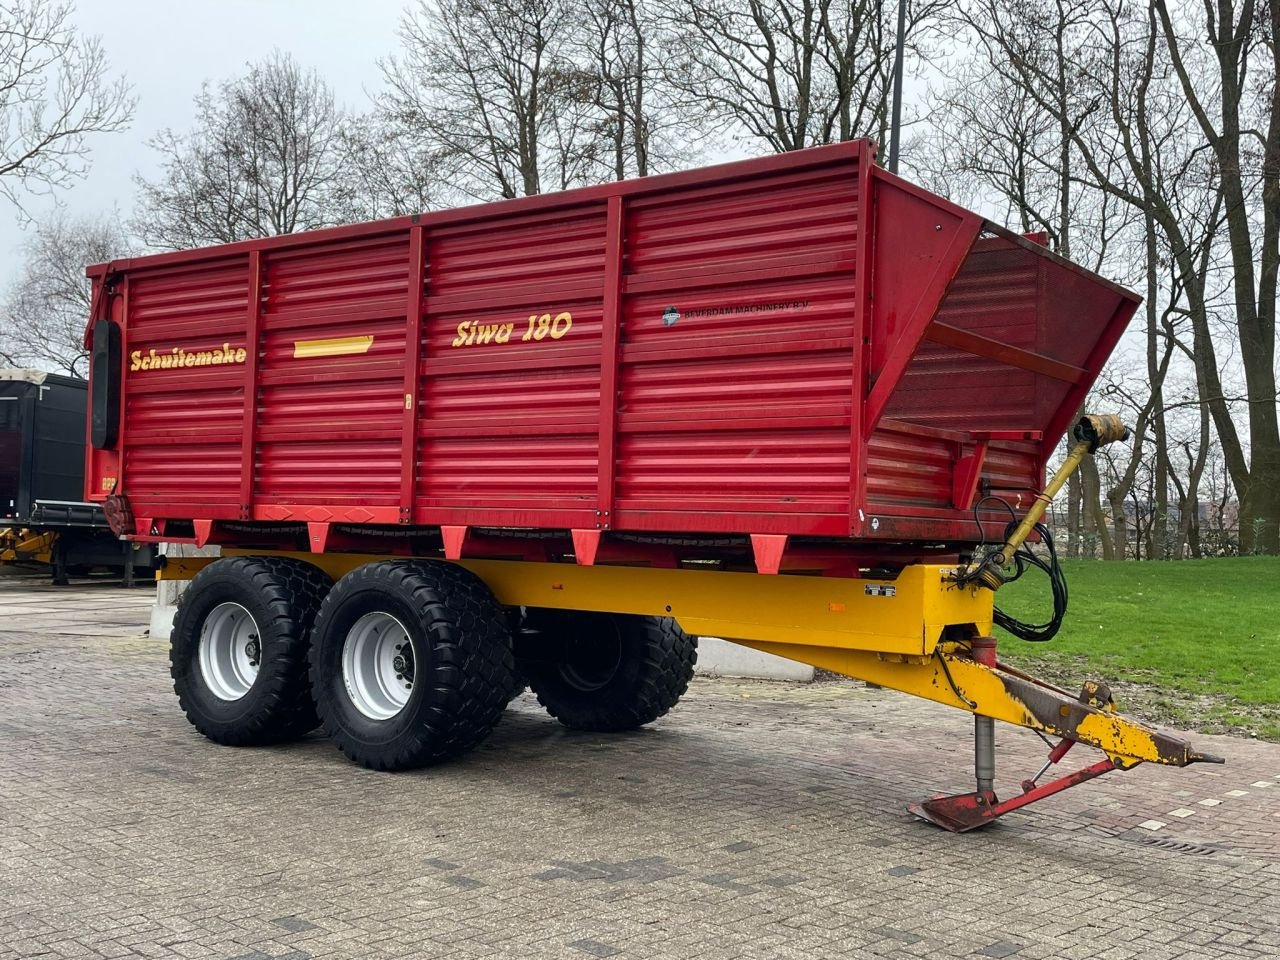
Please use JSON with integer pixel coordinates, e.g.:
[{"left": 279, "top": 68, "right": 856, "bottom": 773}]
[{"left": 292, "top": 335, "right": 375, "bottom": 359}]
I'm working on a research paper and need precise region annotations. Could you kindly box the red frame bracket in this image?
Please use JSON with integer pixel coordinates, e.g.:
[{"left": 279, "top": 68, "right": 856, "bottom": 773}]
[
  {"left": 926, "top": 321, "right": 1089, "bottom": 385},
  {"left": 951, "top": 441, "right": 988, "bottom": 511},
  {"left": 441, "top": 525, "right": 469, "bottom": 560},
  {"left": 750, "top": 534, "right": 788, "bottom": 575},
  {"left": 596, "top": 196, "right": 624, "bottom": 525},
  {"left": 239, "top": 250, "right": 263, "bottom": 519},
  {"left": 400, "top": 224, "right": 427, "bottom": 521},
  {"left": 571, "top": 528, "right": 602, "bottom": 566},
  {"left": 307, "top": 521, "right": 332, "bottom": 553}
]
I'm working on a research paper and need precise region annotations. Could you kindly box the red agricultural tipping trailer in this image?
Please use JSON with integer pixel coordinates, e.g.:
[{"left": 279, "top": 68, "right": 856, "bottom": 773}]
[{"left": 85, "top": 140, "right": 1219, "bottom": 831}]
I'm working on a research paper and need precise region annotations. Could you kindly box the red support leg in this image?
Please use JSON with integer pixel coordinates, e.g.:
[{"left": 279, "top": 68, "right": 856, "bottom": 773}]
[
  {"left": 910, "top": 759, "right": 1116, "bottom": 833},
  {"left": 909, "top": 629, "right": 1123, "bottom": 832},
  {"left": 441, "top": 525, "right": 469, "bottom": 561}
]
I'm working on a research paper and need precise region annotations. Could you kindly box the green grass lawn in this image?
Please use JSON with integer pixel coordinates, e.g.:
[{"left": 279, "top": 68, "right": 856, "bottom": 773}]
[{"left": 995, "top": 556, "right": 1280, "bottom": 739}]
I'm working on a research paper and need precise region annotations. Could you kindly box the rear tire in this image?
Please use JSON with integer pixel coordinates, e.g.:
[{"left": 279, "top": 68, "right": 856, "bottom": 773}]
[
  {"left": 524, "top": 611, "right": 696, "bottom": 732},
  {"left": 309, "top": 560, "right": 514, "bottom": 771},
  {"left": 170, "top": 556, "right": 331, "bottom": 746}
]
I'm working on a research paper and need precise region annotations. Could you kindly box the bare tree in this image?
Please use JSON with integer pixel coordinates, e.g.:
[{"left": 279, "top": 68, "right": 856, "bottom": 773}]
[
  {"left": 0, "top": 0, "right": 133, "bottom": 217},
  {"left": 381, "top": 0, "right": 582, "bottom": 200},
  {"left": 923, "top": 0, "right": 1146, "bottom": 558},
  {"left": 657, "top": 0, "right": 941, "bottom": 155},
  {"left": 579, "top": 0, "right": 654, "bottom": 179},
  {"left": 1150, "top": 0, "right": 1280, "bottom": 554},
  {"left": 938, "top": 0, "right": 1265, "bottom": 556},
  {"left": 962, "top": 0, "right": 1279, "bottom": 553},
  {"left": 133, "top": 52, "right": 343, "bottom": 249},
  {"left": 567, "top": 0, "right": 695, "bottom": 180},
  {"left": 331, "top": 114, "right": 438, "bottom": 222},
  {"left": 0, "top": 211, "right": 133, "bottom": 376},
  {"left": 913, "top": 66, "right": 1062, "bottom": 232}
]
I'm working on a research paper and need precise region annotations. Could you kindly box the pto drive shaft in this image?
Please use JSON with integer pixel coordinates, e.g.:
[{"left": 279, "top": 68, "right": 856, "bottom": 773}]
[{"left": 965, "top": 414, "right": 1129, "bottom": 591}]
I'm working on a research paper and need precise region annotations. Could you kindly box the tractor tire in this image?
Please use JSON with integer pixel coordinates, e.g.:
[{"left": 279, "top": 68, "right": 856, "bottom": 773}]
[
  {"left": 524, "top": 611, "right": 696, "bottom": 732},
  {"left": 309, "top": 560, "right": 514, "bottom": 771},
  {"left": 170, "top": 556, "right": 332, "bottom": 746}
]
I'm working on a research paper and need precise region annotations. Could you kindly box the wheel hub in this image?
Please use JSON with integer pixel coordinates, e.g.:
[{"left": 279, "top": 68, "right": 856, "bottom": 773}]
[
  {"left": 342, "top": 612, "right": 416, "bottom": 721},
  {"left": 197, "top": 602, "right": 261, "bottom": 702}
]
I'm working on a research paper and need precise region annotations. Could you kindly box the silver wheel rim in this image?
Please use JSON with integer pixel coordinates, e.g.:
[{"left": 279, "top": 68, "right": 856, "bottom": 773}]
[
  {"left": 198, "top": 602, "right": 261, "bottom": 701},
  {"left": 342, "top": 612, "right": 415, "bottom": 721}
]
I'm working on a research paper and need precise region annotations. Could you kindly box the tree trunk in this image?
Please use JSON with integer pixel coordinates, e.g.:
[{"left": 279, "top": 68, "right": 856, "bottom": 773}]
[
  {"left": 1108, "top": 489, "right": 1128, "bottom": 560},
  {"left": 1151, "top": 423, "right": 1169, "bottom": 559},
  {"left": 1181, "top": 485, "right": 1202, "bottom": 559},
  {"left": 1240, "top": 451, "right": 1280, "bottom": 554},
  {"left": 1080, "top": 456, "right": 1113, "bottom": 560},
  {"left": 1066, "top": 463, "right": 1082, "bottom": 559}
]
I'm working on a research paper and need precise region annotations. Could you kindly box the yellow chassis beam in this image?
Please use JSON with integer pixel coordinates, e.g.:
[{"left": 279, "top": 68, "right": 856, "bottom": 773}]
[
  {"left": 157, "top": 550, "right": 1214, "bottom": 769},
  {"left": 162, "top": 553, "right": 993, "bottom": 658},
  {"left": 735, "top": 640, "right": 1213, "bottom": 768}
]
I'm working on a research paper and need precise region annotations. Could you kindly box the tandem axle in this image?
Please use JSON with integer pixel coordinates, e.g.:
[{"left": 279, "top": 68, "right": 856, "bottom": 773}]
[{"left": 158, "top": 543, "right": 1220, "bottom": 833}]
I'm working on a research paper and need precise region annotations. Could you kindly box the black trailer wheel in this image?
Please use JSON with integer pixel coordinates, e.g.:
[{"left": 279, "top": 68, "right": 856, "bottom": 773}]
[
  {"left": 523, "top": 611, "right": 696, "bottom": 731},
  {"left": 170, "top": 557, "right": 332, "bottom": 746},
  {"left": 309, "top": 560, "right": 514, "bottom": 771}
]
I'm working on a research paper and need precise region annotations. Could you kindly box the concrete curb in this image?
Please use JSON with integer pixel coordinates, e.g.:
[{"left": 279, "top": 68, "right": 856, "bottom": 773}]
[{"left": 693, "top": 637, "right": 814, "bottom": 682}]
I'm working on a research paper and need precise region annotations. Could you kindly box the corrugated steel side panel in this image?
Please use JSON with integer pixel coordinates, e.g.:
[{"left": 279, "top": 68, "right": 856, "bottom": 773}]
[
  {"left": 871, "top": 240, "right": 1044, "bottom": 510},
  {"left": 884, "top": 241, "right": 1039, "bottom": 433},
  {"left": 864, "top": 429, "right": 953, "bottom": 509},
  {"left": 870, "top": 233, "right": 1133, "bottom": 513},
  {"left": 121, "top": 261, "right": 249, "bottom": 508},
  {"left": 984, "top": 441, "right": 1041, "bottom": 499},
  {"left": 95, "top": 143, "right": 1140, "bottom": 549},
  {"left": 256, "top": 234, "right": 410, "bottom": 505},
  {"left": 415, "top": 205, "right": 607, "bottom": 517},
  {"left": 613, "top": 161, "right": 861, "bottom": 531}
]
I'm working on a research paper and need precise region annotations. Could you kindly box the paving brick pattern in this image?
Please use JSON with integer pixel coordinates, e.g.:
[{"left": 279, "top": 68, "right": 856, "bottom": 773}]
[{"left": 1, "top": 575, "right": 1278, "bottom": 959}]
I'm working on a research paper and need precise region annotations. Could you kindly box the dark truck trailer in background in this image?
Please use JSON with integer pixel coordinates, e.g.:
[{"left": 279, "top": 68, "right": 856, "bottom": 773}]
[{"left": 0, "top": 368, "right": 154, "bottom": 583}]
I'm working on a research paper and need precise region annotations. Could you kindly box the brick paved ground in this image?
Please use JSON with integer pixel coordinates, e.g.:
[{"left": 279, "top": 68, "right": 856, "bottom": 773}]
[{"left": 1, "top": 573, "right": 1277, "bottom": 959}]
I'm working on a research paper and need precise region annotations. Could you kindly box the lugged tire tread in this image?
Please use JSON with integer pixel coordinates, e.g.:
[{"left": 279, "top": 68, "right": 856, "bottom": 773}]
[
  {"left": 528, "top": 614, "right": 696, "bottom": 732},
  {"left": 309, "top": 560, "right": 514, "bottom": 771},
  {"left": 170, "top": 556, "right": 331, "bottom": 746}
]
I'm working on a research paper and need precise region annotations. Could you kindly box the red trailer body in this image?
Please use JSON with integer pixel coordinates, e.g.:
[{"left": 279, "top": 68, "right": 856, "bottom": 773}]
[{"left": 85, "top": 141, "right": 1138, "bottom": 570}]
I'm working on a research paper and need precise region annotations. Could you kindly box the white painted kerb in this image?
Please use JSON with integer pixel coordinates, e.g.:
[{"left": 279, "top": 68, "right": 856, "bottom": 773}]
[
  {"left": 150, "top": 543, "right": 221, "bottom": 641},
  {"left": 693, "top": 637, "right": 814, "bottom": 682}
]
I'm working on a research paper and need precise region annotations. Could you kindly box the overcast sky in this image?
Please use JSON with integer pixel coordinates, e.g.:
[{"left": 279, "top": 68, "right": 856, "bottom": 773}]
[{"left": 0, "top": 0, "right": 408, "bottom": 285}]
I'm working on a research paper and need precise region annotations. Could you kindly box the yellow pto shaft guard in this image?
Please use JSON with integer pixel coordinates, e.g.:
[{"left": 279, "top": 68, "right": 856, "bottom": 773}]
[{"left": 966, "top": 414, "right": 1130, "bottom": 591}]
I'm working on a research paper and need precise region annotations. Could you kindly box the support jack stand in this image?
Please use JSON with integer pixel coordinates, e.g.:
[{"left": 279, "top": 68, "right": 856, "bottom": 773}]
[
  {"left": 909, "top": 635, "right": 1120, "bottom": 832},
  {"left": 909, "top": 756, "right": 1116, "bottom": 833},
  {"left": 910, "top": 711, "right": 1119, "bottom": 832}
]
